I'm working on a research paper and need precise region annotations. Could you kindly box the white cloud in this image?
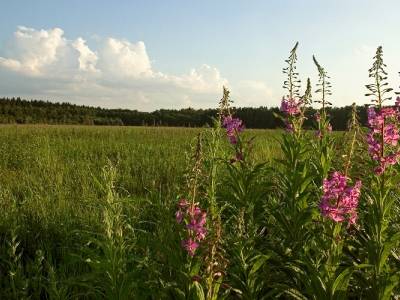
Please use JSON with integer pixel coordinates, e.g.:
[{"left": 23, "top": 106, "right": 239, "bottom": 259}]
[
  {"left": 98, "top": 38, "right": 152, "bottom": 78},
  {"left": 0, "top": 26, "right": 272, "bottom": 111},
  {"left": 234, "top": 80, "right": 275, "bottom": 107},
  {"left": 72, "top": 38, "right": 98, "bottom": 73},
  {"left": 0, "top": 26, "right": 66, "bottom": 75}
]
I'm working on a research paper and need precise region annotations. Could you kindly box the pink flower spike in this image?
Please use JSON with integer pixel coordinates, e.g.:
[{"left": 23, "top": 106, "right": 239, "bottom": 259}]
[
  {"left": 181, "top": 238, "right": 199, "bottom": 256},
  {"left": 320, "top": 172, "right": 361, "bottom": 226}
]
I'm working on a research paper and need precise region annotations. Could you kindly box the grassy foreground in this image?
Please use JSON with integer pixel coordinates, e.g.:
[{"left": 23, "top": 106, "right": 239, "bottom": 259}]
[{"left": 0, "top": 125, "right": 280, "bottom": 299}]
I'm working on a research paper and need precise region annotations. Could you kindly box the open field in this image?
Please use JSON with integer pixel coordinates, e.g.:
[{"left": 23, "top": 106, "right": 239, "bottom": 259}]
[{"left": 0, "top": 125, "right": 284, "bottom": 299}]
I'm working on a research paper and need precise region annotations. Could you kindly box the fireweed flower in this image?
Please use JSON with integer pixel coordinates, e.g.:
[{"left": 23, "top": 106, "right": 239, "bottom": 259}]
[
  {"left": 181, "top": 238, "right": 199, "bottom": 256},
  {"left": 280, "top": 97, "right": 302, "bottom": 132},
  {"left": 280, "top": 97, "right": 301, "bottom": 116},
  {"left": 320, "top": 171, "right": 362, "bottom": 226},
  {"left": 222, "top": 115, "right": 245, "bottom": 163},
  {"left": 366, "top": 105, "right": 400, "bottom": 174},
  {"left": 176, "top": 199, "right": 207, "bottom": 256},
  {"left": 222, "top": 115, "right": 244, "bottom": 145}
]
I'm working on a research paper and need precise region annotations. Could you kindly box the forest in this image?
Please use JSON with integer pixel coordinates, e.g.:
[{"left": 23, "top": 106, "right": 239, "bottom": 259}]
[{"left": 0, "top": 97, "right": 369, "bottom": 130}]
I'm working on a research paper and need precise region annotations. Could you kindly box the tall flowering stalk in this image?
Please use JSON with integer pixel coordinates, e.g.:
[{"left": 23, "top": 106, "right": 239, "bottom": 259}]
[
  {"left": 279, "top": 42, "right": 311, "bottom": 138},
  {"left": 219, "top": 86, "right": 246, "bottom": 163},
  {"left": 177, "top": 134, "right": 207, "bottom": 257},
  {"left": 361, "top": 46, "right": 400, "bottom": 298},
  {"left": 176, "top": 198, "right": 207, "bottom": 256},
  {"left": 290, "top": 99, "right": 363, "bottom": 300},
  {"left": 312, "top": 56, "right": 334, "bottom": 184},
  {"left": 273, "top": 42, "right": 314, "bottom": 254}
]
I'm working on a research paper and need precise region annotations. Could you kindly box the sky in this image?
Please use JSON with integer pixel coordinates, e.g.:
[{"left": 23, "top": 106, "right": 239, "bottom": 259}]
[{"left": 0, "top": 0, "right": 399, "bottom": 111}]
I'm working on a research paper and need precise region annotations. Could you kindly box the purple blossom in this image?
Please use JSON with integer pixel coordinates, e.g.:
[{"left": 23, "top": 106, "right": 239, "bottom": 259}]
[
  {"left": 319, "top": 171, "right": 362, "bottom": 226},
  {"left": 176, "top": 200, "right": 207, "bottom": 256},
  {"left": 280, "top": 97, "right": 302, "bottom": 132},
  {"left": 280, "top": 97, "right": 301, "bottom": 116},
  {"left": 181, "top": 238, "right": 199, "bottom": 256},
  {"left": 367, "top": 106, "right": 400, "bottom": 174},
  {"left": 222, "top": 116, "right": 244, "bottom": 145}
]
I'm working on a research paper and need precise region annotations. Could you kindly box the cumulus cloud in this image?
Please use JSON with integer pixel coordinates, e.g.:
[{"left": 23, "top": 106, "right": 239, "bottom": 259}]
[
  {"left": 72, "top": 38, "right": 98, "bottom": 73},
  {"left": 234, "top": 80, "right": 274, "bottom": 107},
  {"left": 0, "top": 26, "right": 66, "bottom": 75},
  {"left": 98, "top": 38, "right": 152, "bottom": 78},
  {"left": 0, "top": 26, "right": 271, "bottom": 110}
]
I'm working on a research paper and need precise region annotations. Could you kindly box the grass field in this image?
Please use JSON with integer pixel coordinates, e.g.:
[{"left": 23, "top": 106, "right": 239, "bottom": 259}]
[{"left": 0, "top": 125, "right": 283, "bottom": 299}]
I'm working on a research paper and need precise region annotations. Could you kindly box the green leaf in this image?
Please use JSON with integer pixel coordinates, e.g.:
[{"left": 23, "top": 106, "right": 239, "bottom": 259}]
[
  {"left": 331, "top": 267, "right": 354, "bottom": 300},
  {"left": 191, "top": 281, "right": 205, "bottom": 300},
  {"left": 249, "top": 254, "right": 270, "bottom": 278},
  {"left": 382, "top": 274, "right": 399, "bottom": 300}
]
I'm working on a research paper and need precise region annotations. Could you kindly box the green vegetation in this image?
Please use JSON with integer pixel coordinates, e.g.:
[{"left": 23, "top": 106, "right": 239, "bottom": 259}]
[
  {"left": 0, "top": 97, "right": 369, "bottom": 130},
  {"left": 0, "top": 125, "right": 280, "bottom": 299},
  {"left": 1, "top": 43, "right": 400, "bottom": 300}
]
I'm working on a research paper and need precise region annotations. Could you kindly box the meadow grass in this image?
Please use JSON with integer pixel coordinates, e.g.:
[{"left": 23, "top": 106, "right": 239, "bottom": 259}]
[{"left": 0, "top": 125, "right": 282, "bottom": 298}]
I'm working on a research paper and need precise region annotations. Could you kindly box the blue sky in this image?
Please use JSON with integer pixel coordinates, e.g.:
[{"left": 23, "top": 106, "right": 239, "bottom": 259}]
[{"left": 0, "top": 0, "right": 399, "bottom": 110}]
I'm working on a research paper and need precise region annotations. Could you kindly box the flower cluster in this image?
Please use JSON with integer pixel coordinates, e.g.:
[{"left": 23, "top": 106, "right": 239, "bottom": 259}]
[
  {"left": 367, "top": 103, "right": 400, "bottom": 174},
  {"left": 176, "top": 199, "right": 207, "bottom": 256},
  {"left": 222, "top": 115, "right": 244, "bottom": 145},
  {"left": 280, "top": 97, "right": 303, "bottom": 132},
  {"left": 280, "top": 97, "right": 301, "bottom": 116},
  {"left": 319, "top": 171, "right": 362, "bottom": 226}
]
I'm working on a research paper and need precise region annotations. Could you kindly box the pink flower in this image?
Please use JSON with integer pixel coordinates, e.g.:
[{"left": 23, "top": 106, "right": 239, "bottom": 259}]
[
  {"left": 383, "top": 124, "right": 399, "bottom": 146},
  {"left": 367, "top": 105, "right": 400, "bottom": 174},
  {"left": 181, "top": 238, "right": 199, "bottom": 256},
  {"left": 280, "top": 97, "right": 301, "bottom": 116},
  {"left": 280, "top": 97, "right": 302, "bottom": 132},
  {"left": 319, "top": 172, "right": 362, "bottom": 226},
  {"left": 175, "top": 199, "right": 207, "bottom": 256},
  {"left": 222, "top": 116, "right": 244, "bottom": 145}
]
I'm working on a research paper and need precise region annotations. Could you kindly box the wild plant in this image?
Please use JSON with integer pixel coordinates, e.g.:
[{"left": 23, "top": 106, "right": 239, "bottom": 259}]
[
  {"left": 218, "top": 86, "right": 273, "bottom": 299},
  {"left": 271, "top": 42, "right": 314, "bottom": 258},
  {"left": 353, "top": 46, "right": 400, "bottom": 299},
  {"left": 77, "top": 161, "right": 138, "bottom": 299}
]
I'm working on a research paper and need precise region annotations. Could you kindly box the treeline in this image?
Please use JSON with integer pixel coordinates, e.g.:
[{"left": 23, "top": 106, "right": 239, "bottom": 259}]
[{"left": 0, "top": 97, "right": 369, "bottom": 130}]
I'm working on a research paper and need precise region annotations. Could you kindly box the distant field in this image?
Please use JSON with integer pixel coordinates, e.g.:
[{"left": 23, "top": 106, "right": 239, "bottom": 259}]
[
  {"left": 0, "top": 124, "right": 280, "bottom": 198},
  {"left": 0, "top": 125, "right": 280, "bottom": 241}
]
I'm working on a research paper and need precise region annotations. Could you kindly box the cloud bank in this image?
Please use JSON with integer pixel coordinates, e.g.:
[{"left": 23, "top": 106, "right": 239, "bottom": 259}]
[{"left": 0, "top": 26, "right": 274, "bottom": 110}]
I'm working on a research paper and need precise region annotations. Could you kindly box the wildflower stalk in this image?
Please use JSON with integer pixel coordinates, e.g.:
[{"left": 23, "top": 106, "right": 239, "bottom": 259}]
[
  {"left": 204, "top": 103, "right": 227, "bottom": 299},
  {"left": 313, "top": 56, "right": 333, "bottom": 184},
  {"left": 362, "top": 46, "right": 400, "bottom": 299},
  {"left": 274, "top": 42, "right": 314, "bottom": 253}
]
